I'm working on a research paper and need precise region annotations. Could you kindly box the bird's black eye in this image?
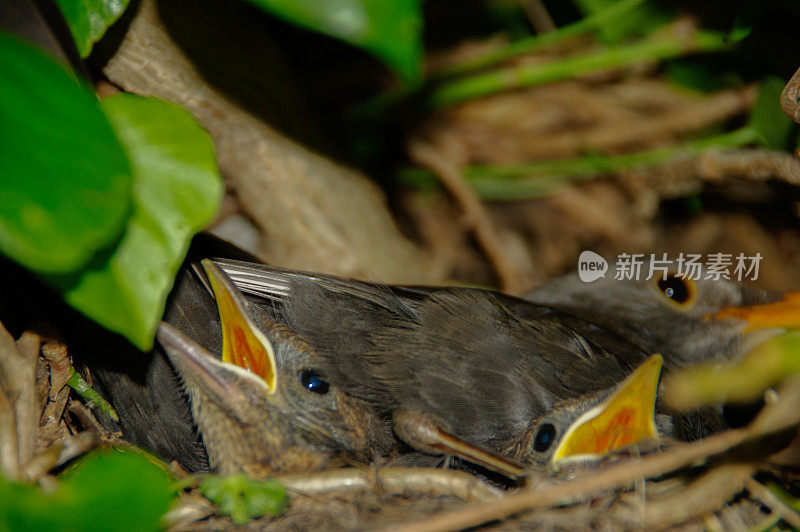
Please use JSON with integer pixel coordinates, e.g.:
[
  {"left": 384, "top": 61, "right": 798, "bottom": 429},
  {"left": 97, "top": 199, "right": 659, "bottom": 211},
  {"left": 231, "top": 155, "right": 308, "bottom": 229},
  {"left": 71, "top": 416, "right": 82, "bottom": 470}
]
[
  {"left": 657, "top": 273, "right": 693, "bottom": 305},
  {"left": 300, "top": 370, "right": 330, "bottom": 395},
  {"left": 533, "top": 423, "right": 556, "bottom": 453}
]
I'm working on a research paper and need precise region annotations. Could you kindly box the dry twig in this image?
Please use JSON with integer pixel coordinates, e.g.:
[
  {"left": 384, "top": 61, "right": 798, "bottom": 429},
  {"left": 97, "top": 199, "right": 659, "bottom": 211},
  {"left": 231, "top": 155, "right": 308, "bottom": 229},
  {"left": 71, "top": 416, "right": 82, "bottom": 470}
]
[
  {"left": 744, "top": 477, "right": 800, "bottom": 529},
  {"left": 0, "top": 320, "right": 39, "bottom": 479},
  {"left": 409, "top": 139, "right": 528, "bottom": 293},
  {"left": 278, "top": 467, "right": 502, "bottom": 503},
  {"left": 612, "top": 463, "right": 755, "bottom": 528}
]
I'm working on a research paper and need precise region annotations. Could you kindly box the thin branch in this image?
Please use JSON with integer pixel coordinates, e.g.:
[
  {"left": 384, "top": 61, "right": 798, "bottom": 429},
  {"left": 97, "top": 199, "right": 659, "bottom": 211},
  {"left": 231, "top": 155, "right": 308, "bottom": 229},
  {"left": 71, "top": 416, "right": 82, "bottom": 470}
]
[
  {"left": 744, "top": 477, "right": 800, "bottom": 529},
  {"left": 408, "top": 139, "right": 528, "bottom": 293},
  {"left": 613, "top": 463, "right": 755, "bottom": 528},
  {"left": 400, "top": 128, "right": 759, "bottom": 201},
  {"left": 436, "top": 0, "right": 645, "bottom": 78},
  {"left": 429, "top": 28, "right": 730, "bottom": 106},
  {"left": 278, "top": 466, "right": 502, "bottom": 503},
  {"left": 519, "top": 0, "right": 556, "bottom": 34}
]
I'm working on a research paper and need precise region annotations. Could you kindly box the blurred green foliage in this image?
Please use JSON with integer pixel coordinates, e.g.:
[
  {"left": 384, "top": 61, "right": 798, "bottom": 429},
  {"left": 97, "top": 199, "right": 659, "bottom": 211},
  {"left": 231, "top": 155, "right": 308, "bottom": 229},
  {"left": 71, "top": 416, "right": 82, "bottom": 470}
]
[
  {"left": 52, "top": 0, "right": 425, "bottom": 81},
  {"left": 571, "top": 0, "right": 671, "bottom": 42},
  {"left": 53, "top": 0, "right": 131, "bottom": 57},
  {"left": 0, "top": 450, "right": 174, "bottom": 532},
  {"left": 200, "top": 474, "right": 287, "bottom": 525},
  {"left": 0, "top": 34, "right": 222, "bottom": 350},
  {"left": 243, "top": 0, "right": 424, "bottom": 82},
  {"left": 749, "top": 76, "right": 796, "bottom": 151},
  {"left": 0, "top": 31, "right": 131, "bottom": 274},
  {"left": 399, "top": 76, "right": 797, "bottom": 200},
  {"left": 50, "top": 93, "right": 223, "bottom": 350},
  {"left": 665, "top": 330, "right": 800, "bottom": 409}
]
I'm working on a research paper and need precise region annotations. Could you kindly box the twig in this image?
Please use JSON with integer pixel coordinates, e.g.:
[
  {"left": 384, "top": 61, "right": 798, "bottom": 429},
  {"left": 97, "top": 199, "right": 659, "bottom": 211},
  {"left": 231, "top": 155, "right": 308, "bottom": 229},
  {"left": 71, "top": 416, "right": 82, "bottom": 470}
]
[
  {"left": 378, "top": 375, "right": 800, "bottom": 532},
  {"left": 14, "top": 330, "right": 40, "bottom": 466},
  {"left": 519, "top": 0, "right": 556, "bottom": 34},
  {"left": 400, "top": 128, "right": 758, "bottom": 200},
  {"left": 408, "top": 140, "right": 528, "bottom": 293},
  {"left": 429, "top": 28, "right": 731, "bottom": 106},
  {"left": 67, "top": 400, "right": 114, "bottom": 440},
  {"left": 360, "top": 0, "right": 646, "bottom": 116},
  {"left": 67, "top": 367, "right": 119, "bottom": 422},
  {"left": 744, "top": 477, "right": 800, "bottom": 529},
  {"left": 0, "top": 322, "right": 37, "bottom": 472},
  {"left": 21, "top": 432, "right": 97, "bottom": 481},
  {"left": 277, "top": 467, "right": 502, "bottom": 503},
  {"left": 613, "top": 463, "right": 755, "bottom": 528},
  {"left": 435, "top": 0, "right": 645, "bottom": 77},
  {"left": 515, "top": 86, "right": 755, "bottom": 160},
  {"left": 0, "top": 384, "right": 18, "bottom": 479},
  {"left": 695, "top": 148, "right": 800, "bottom": 185}
]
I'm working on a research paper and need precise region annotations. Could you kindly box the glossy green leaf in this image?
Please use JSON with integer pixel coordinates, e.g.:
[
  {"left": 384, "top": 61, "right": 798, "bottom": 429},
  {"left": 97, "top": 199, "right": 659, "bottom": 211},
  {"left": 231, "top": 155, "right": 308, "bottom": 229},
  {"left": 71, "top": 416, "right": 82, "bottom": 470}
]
[
  {"left": 0, "top": 450, "right": 173, "bottom": 532},
  {"left": 53, "top": 0, "right": 132, "bottom": 57},
  {"left": 0, "top": 31, "right": 132, "bottom": 274},
  {"left": 52, "top": 94, "right": 223, "bottom": 351},
  {"left": 200, "top": 474, "right": 287, "bottom": 525},
  {"left": 749, "top": 76, "right": 796, "bottom": 151},
  {"left": 243, "top": 0, "right": 423, "bottom": 81}
]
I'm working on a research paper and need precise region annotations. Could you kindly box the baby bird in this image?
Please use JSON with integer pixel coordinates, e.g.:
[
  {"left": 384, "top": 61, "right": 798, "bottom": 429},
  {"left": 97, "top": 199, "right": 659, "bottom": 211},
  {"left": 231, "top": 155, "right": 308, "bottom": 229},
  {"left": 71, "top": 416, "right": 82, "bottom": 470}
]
[
  {"left": 525, "top": 262, "right": 800, "bottom": 367},
  {"left": 512, "top": 354, "right": 664, "bottom": 472},
  {"left": 157, "top": 261, "right": 395, "bottom": 475},
  {"left": 213, "top": 259, "right": 720, "bottom": 477}
]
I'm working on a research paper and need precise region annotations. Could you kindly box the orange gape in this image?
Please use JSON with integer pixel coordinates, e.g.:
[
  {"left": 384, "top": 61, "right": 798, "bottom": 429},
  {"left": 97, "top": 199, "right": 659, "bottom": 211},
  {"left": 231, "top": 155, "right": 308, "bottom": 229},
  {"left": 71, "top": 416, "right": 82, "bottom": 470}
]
[
  {"left": 586, "top": 407, "right": 638, "bottom": 454},
  {"left": 559, "top": 405, "right": 650, "bottom": 457},
  {"left": 714, "top": 291, "right": 800, "bottom": 330},
  {"left": 553, "top": 354, "right": 662, "bottom": 463},
  {"left": 205, "top": 259, "right": 277, "bottom": 391},
  {"left": 230, "top": 325, "right": 268, "bottom": 379}
]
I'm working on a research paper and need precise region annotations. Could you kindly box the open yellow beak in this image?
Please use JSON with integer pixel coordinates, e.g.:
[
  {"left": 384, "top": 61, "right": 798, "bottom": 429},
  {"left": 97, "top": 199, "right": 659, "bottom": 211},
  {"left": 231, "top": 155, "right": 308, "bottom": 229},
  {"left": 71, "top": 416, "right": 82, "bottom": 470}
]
[
  {"left": 712, "top": 291, "right": 800, "bottom": 330},
  {"left": 552, "top": 354, "right": 662, "bottom": 463},
  {"left": 201, "top": 259, "right": 278, "bottom": 393}
]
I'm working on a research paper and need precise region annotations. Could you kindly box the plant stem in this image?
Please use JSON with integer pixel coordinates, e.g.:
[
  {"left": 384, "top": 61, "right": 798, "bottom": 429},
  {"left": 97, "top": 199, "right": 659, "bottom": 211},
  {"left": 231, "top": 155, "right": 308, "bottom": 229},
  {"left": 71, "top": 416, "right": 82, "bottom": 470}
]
[
  {"left": 435, "top": 0, "right": 647, "bottom": 79},
  {"left": 67, "top": 366, "right": 119, "bottom": 422},
  {"left": 356, "top": 0, "right": 647, "bottom": 117},
  {"left": 399, "top": 127, "right": 759, "bottom": 200},
  {"left": 429, "top": 30, "right": 730, "bottom": 107}
]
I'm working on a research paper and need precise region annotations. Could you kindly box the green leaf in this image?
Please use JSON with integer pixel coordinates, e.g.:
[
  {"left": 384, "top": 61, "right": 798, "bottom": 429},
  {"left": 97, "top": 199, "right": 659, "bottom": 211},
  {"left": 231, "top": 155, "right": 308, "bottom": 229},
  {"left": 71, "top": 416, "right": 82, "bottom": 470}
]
[
  {"left": 242, "top": 0, "right": 423, "bottom": 82},
  {"left": 0, "top": 450, "right": 174, "bottom": 532},
  {"left": 749, "top": 76, "right": 796, "bottom": 151},
  {"left": 664, "top": 330, "right": 800, "bottom": 410},
  {"left": 52, "top": 94, "right": 223, "bottom": 351},
  {"left": 52, "top": 0, "right": 132, "bottom": 57},
  {"left": 0, "top": 31, "right": 132, "bottom": 274},
  {"left": 200, "top": 474, "right": 287, "bottom": 525},
  {"left": 571, "top": 0, "right": 671, "bottom": 43}
]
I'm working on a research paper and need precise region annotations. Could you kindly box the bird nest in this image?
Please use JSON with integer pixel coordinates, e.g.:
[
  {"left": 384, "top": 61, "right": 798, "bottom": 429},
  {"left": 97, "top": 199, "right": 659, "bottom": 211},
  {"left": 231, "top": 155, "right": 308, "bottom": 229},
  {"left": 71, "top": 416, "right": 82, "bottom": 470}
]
[{"left": 2, "top": 324, "right": 798, "bottom": 531}]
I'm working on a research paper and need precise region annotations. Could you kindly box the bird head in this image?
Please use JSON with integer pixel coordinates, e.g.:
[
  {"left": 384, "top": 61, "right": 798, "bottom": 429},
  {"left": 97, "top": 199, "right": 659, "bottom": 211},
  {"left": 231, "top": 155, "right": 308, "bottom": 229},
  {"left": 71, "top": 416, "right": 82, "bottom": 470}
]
[
  {"left": 526, "top": 260, "right": 795, "bottom": 367},
  {"left": 515, "top": 354, "right": 663, "bottom": 471},
  {"left": 156, "top": 260, "right": 392, "bottom": 475}
]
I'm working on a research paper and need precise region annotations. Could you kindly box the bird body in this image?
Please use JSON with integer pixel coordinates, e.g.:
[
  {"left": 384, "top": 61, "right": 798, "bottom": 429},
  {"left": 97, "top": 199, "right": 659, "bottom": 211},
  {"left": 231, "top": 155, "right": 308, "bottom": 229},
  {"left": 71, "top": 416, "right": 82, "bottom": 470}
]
[
  {"left": 81, "top": 242, "right": 782, "bottom": 478},
  {"left": 213, "top": 259, "right": 716, "bottom": 470}
]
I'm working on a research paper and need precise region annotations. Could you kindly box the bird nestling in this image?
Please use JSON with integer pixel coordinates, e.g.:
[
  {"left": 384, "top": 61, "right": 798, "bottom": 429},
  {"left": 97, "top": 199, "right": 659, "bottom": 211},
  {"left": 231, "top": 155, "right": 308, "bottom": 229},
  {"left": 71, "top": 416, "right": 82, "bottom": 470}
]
[
  {"left": 213, "top": 259, "right": 716, "bottom": 478},
  {"left": 525, "top": 262, "right": 800, "bottom": 367},
  {"left": 511, "top": 354, "right": 664, "bottom": 472},
  {"left": 157, "top": 261, "right": 395, "bottom": 476}
]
